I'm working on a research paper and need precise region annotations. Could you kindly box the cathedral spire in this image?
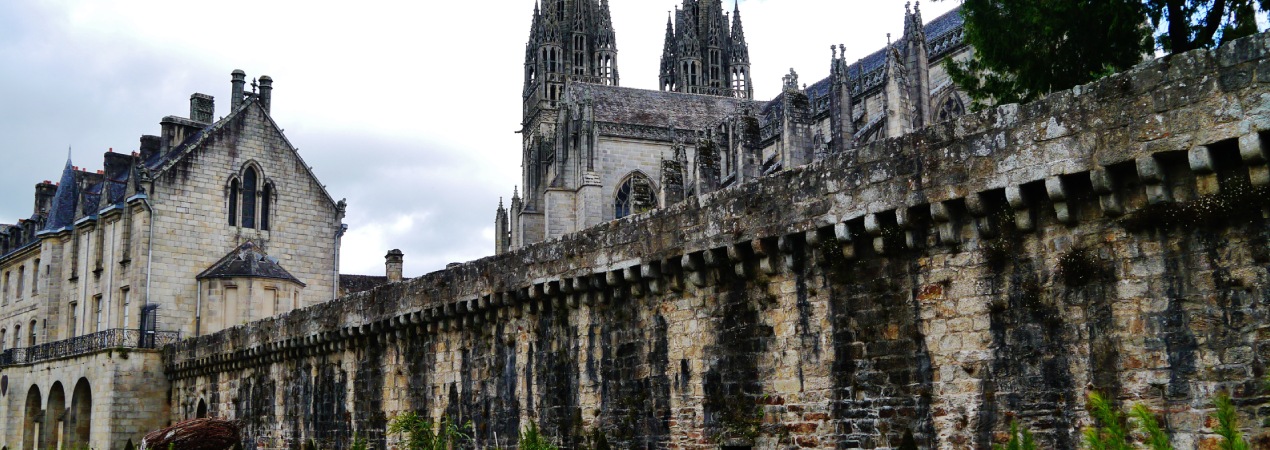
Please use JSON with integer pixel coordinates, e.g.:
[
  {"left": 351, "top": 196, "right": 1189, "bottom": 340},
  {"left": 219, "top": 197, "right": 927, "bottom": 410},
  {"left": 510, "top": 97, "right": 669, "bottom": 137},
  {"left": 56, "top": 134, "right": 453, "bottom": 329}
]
[{"left": 659, "top": 0, "right": 751, "bottom": 98}]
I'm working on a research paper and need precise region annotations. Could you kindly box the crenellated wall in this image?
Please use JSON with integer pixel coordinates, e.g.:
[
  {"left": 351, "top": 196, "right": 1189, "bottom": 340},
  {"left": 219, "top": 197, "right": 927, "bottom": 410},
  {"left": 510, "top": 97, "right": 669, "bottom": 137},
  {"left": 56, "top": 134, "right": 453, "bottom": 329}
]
[{"left": 165, "top": 35, "right": 1270, "bottom": 450}]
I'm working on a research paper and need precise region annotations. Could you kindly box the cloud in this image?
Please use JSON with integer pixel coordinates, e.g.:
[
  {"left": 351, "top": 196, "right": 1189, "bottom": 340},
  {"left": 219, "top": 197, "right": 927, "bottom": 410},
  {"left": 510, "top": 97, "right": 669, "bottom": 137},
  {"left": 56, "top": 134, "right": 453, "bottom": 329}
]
[{"left": 0, "top": 0, "right": 959, "bottom": 278}]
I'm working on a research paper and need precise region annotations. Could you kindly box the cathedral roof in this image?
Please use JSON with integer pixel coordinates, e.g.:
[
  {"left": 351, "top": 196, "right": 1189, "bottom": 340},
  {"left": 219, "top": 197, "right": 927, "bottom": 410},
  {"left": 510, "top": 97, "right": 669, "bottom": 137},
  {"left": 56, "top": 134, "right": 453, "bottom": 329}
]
[
  {"left": 568, "top": 83, "right": 760, "bottom": 130},
  {"left": 197, "top": 241, "right": 305, "bottom": 286}
]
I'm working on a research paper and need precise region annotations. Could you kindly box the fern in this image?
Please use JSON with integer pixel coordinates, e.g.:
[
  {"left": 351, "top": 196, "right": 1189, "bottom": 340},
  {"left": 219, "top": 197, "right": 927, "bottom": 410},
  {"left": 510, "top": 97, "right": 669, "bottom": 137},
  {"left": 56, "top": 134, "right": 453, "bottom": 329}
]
[
  {"left": 1213, "top": 392, "right": 1250, "bottom": 450},
  {"left": 1084, "top": 391, "right": 1132, "bottom": 450},
  {"left": 388, "top": 412, "right": 470, "bottom": 450},
  {"left": 994, "top": 420, "right": 1037, "bottom": 450},
  {"left": 519, "top": 422, "right": 559, "bottom": 450},
  {"left": 1130, "top": 403, "right": 1172, "bottom": 450}
]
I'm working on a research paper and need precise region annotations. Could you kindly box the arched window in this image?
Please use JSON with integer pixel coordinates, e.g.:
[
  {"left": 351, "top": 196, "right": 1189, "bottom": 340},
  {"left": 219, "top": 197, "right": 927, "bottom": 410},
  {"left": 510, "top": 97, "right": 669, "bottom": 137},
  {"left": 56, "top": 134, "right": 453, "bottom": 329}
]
[
  {"left": 1, "top": 328, "right": 6, "bottom": 351},
  {"left": 614, "top": 173, "right": 656, "bottom": 219},
  {"left": 242, "top": 168, "right": 258, "bottom": 229},
  {"left": 31, "top": 259, "right": 38, "bottom": 295},
  {"left": 15, "top": 266, "right": 22, "bottom": 299},
  {"left": 937, "top": 94, "right": 966, "bottom": 123},
  {"left": 261, "top": 183, "right": 272, "bottom": 231},
  {"left": 228, "top": 179, "right": 239, "bottom": 226},
  {"left": 14, "top": 324, "right": 20, "bottom": 348},
  {"left": 28, "top": 320, "right": 36, "bottom": 346}
]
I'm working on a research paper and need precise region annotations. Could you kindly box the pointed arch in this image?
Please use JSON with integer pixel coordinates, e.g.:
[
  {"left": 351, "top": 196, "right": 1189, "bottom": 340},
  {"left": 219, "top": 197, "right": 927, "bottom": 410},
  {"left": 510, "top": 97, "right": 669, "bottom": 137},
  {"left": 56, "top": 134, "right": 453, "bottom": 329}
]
[
  {"left": 242, "top": 166, "right": 259, "bottom": 229},
  {"left": 261, "top": 181, "right": 274, "bottom": 231},
  {"left": 196, "top": 398, "right": 208, "bottom": 418},
  {"left": 227, "top": 176, "right": 240, "bottom": 226},
  {"left": 614, "top": 171, "right": 658, "bottom": 220}
]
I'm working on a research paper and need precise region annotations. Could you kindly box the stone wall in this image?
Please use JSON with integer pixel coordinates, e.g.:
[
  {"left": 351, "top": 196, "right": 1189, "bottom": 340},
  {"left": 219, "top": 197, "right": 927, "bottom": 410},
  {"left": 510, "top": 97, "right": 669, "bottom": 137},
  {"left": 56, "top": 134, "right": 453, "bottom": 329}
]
[
  {"left": 0, "top": 349, "right": 168, "bottom": 450},
  {"left": 166, "top": 35, "right": 1270, "bottom": 449}
]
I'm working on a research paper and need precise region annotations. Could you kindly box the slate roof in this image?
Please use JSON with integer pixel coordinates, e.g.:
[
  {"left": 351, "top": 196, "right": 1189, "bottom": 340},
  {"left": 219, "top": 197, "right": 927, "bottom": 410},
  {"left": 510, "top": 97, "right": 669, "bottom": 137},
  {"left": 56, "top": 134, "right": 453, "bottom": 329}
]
[
  {"left": 760, "top": 6, "right": 965, "bottom": 130},
  {"left": 43, "top": 158, "right": 80, "bottom": 232},
  {"left": 568, "top": 83, "right": 761, "bottom": 130},
  {"left": 197, "top": 241, "right": 305, "bottom": 286}
]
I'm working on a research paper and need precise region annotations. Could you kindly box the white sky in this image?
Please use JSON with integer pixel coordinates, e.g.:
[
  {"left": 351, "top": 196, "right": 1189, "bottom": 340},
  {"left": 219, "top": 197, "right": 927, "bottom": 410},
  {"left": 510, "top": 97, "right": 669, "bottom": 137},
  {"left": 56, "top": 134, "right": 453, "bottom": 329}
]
[{"left": 0, "top": 0, "right": 960, "bottom": 278}]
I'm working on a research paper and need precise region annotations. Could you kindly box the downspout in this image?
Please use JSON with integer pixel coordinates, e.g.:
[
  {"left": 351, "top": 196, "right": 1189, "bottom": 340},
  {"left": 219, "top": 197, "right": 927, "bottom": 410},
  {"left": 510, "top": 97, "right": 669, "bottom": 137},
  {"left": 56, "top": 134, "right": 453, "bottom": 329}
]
[
  {"left": 195, "top": 279, "right": 202, "bottom": 337},
  {"left": 130, "top": 192, "right": 155, "bottom": 323}
]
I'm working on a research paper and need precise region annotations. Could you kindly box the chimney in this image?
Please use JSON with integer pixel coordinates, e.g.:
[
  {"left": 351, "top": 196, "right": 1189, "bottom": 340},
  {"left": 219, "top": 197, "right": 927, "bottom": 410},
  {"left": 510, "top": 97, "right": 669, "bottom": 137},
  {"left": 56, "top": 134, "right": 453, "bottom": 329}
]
[
  {"left": 189, "top": 93, "right": 215, "bottom": 123},
  {"left": 385, "top": 249, "right": 404, "bottom": 283},
  {"left": 258, "top": 75, "right": 273, "bottom": 114},
  {"left": 231, "top": 69, "right": 247, "bottom": 110},
  {"left": 34, "top": 181, "right": 57, "bottom": 216},
  {"left": 140, "top": 135, "right": 161, "bottom": 161}
]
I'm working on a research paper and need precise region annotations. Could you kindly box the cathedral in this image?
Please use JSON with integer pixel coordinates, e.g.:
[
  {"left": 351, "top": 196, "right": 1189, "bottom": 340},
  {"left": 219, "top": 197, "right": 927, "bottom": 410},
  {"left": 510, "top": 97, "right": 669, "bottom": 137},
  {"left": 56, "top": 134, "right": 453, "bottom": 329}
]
[{"left": 496, "top": 0, "right": 972, "bottom": 252}]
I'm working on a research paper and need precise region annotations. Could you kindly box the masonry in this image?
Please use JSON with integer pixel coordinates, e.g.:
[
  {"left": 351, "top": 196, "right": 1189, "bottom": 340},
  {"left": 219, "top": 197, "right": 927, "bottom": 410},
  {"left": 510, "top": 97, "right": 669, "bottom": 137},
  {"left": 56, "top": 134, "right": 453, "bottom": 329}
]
[{"left": 166, "top": 35, "right": 1270, "bottom": 449}]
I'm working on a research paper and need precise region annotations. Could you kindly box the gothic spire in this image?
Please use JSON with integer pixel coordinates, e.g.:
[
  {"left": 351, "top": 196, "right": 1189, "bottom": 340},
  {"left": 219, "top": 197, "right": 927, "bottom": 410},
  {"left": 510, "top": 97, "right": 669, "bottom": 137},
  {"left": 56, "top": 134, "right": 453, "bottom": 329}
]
[{"left": 730, "top": 0, "right": 749, "bottom": 63}]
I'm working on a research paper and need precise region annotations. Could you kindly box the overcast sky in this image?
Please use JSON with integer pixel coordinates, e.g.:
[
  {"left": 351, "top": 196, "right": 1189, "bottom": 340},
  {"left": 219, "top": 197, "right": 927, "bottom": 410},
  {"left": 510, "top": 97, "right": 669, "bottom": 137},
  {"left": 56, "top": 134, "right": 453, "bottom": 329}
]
[{"left": 0, "top": 0, "right": 960, "bottom": 278}]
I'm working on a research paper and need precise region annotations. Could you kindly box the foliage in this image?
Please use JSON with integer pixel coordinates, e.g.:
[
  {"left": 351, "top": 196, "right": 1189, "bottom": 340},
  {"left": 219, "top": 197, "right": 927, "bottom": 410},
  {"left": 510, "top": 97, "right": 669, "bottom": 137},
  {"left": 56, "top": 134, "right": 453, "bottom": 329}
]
[
  {"left": 1130, "top": 404, "right": 1173, "bottom": 450},
  {"left": 1146, "top": 0, "right": 1270, "bottom": 53},
  {"left": 945, "top": 0, "right": 1152, "bottom": 109},
  {"left": 350, "top": 433, "right": 368, "bottom": 450},
  {"left": 388, "top": 411, "right": 469, "bottom": 450},
  {"left": 1213, "top": 391, "right": 1250, "bottom": 450},
  {"left": 1084, "top": 391, "right": 1133, "bottom": 450},
  {"left": 519, "top": 422, "right": 559, "bottom": 450},
  {"left": 994, "top": 420, "right": 1037, "bottom": 450}
]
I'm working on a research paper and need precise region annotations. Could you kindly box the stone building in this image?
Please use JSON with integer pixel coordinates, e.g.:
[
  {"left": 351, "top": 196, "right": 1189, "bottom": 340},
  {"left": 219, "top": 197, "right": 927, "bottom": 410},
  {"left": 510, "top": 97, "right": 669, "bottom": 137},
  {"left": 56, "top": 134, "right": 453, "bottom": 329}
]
[
  {"left": 0, "top": 71, "right": 349, "bottom": 450},
  {"left": 497, "top": 1, "right": 972, "bottom": 252}
]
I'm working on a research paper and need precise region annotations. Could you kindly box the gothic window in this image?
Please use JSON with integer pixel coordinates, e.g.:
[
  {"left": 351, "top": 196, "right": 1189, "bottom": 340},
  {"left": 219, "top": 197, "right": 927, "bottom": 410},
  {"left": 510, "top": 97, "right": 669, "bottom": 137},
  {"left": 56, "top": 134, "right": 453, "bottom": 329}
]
[
  {"left": 937, "top": 94, "right": 966, "bottom": 123},
  {"left": 228, "top": 178, "right": 239, "bottom": 226},
  {"left": 709, "top": 50, "right": 721, "bottom": 88},
  {"left": 261, "top": 183, "right": 273, "bottom": 231},
  {"left": 614, "top": 172, "right": 656, "bottom": 219},
  {"left": 242, "top": 168, "right": 258, "bottom": 228},
  {"left": 573, "top": 35, "right": 587, "bottom": 76}
]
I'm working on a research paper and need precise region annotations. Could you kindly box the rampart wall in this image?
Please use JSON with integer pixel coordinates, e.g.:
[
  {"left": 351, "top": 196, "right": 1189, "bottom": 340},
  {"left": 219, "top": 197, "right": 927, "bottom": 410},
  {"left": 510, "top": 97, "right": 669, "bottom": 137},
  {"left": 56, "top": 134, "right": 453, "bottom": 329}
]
[{"left": 164, "top": 35, "right": 1270, "bottom": 449}]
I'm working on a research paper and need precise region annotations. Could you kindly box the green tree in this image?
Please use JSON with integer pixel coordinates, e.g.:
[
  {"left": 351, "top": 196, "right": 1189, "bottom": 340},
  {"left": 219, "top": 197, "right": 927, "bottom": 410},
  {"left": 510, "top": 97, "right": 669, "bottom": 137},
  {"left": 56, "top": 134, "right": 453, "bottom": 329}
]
[
  {"left": 946, "top": 0, "right": 1153, "bottom": 110},
  {"left": 1213, "top": 391, "right": 1251, "bottom": 450},
  {"left": 1146, "top": 0, "right": 1270, "bottom": 53}
]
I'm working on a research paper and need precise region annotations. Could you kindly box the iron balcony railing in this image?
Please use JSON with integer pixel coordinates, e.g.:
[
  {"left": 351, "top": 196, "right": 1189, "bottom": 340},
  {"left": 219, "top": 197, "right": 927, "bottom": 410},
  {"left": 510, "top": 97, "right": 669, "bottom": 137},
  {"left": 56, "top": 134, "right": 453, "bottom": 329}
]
[{"left": 0, "top": 328, "right": 181, "bottom": 366}]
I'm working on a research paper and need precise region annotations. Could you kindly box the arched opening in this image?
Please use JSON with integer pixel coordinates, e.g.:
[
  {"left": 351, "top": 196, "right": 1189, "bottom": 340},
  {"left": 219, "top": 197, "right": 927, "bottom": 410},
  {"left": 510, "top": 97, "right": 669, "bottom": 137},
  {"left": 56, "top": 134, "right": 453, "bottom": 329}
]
[
  {"left": 196, "top": 398, "right": 208, "bottom": 418},
  {"left": 23, "top": 385, "right": 41, "bottom": 450},
  {"left": 228, "top": 178, "right": 239, "bottom": 226},
  {"left": 68, "top": 378, "right": 91, "bottom": 448},
  {"left": 45, "top": 382, "right": 65, "bottom": 450},
  {"left": 261, "top": 183, "right": 273, "bottom": 231},
  {"left": 614, "top": 172, "right": 657, "bottom": 220},
  {"left": 241, "top": 167, "right": 258, "bottom": 229}
]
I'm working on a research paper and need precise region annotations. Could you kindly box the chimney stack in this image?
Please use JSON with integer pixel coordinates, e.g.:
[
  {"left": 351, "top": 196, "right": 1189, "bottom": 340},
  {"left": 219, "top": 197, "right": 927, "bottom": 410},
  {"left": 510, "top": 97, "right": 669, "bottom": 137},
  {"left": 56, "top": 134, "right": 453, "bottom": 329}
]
[
  {"left": 258, "top": 75, "right": 273, "bottom": 114},
  {"left": 231, "top": 69, "right": 247, "bottom": 110},
  {"left": 140, "top": 135, "right": 162, "bottom": 161},
  {"left": 189, "top": 93, "right": 215, "bottom": 123},
  {"left": 385, "top": 249, "right": 404, "bottom": 283},
  {"left": 34, "top": 181, "right": 57, "bottom": 216}
]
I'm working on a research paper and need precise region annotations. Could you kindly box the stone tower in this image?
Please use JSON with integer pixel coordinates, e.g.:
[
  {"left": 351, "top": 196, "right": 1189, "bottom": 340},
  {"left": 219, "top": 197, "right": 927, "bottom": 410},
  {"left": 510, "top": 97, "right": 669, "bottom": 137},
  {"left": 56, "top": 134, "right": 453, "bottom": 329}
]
[
  {"left": 659, "top": 0, "right": 752, "bottom": 99},
  {"left": 516, "top": 0, "right": 619, "bottom": 249}
]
